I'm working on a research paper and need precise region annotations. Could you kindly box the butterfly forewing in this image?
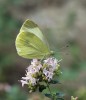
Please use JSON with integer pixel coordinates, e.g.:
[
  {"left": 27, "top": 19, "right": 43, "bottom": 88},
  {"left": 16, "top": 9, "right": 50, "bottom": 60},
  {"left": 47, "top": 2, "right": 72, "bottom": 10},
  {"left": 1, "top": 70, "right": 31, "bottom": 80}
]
[{"left": 20, "top": 19, "right": 49, "bottom": 47}]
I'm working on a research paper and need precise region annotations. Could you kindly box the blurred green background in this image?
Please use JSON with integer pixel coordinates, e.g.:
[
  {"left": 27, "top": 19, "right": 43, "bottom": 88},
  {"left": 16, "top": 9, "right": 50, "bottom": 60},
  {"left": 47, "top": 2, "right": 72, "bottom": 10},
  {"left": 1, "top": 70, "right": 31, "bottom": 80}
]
[{"left": 0, "top": 0, "right": 86, "bottom": 100}]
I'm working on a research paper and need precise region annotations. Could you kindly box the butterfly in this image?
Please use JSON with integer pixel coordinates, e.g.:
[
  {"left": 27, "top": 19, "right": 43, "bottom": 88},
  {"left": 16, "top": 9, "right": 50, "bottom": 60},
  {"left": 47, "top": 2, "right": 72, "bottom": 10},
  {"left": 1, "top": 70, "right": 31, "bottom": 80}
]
[{"left": 15, "top": 19, "right": 53, "bottom": 59}]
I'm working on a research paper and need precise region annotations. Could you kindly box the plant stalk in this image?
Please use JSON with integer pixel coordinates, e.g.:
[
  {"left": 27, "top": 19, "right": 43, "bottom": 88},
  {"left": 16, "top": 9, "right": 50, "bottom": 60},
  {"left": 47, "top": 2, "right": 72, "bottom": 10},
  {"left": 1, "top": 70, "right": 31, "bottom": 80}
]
[{"left": 46, "top": 82, "right": 56, "bottom": 100}]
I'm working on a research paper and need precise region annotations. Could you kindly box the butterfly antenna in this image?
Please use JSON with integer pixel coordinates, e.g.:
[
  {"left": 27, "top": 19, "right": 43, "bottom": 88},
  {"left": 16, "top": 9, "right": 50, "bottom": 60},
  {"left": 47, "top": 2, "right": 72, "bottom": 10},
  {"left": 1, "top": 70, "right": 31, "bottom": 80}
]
[{"left": 54, "top": 43, "right": 70, "bottom": 55}]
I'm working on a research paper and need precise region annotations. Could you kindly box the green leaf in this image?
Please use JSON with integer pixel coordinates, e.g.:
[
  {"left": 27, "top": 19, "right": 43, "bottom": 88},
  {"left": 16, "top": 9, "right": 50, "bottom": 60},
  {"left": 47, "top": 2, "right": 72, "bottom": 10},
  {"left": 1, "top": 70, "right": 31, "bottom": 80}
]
[
  {"left": 39, "top": 85, "right": 46, "bottom": 92},
  {"left": 56, "top": 92, "right": 65, "bottom": 98},
  {"left": 44, "top": 93, "right": 52, "bottom": 98},
  {"left": 56, "top": 98, "right": 64, "bottom": 100},
  {"left": 49, "top": 80, "right": 60, "bottom": 84}
]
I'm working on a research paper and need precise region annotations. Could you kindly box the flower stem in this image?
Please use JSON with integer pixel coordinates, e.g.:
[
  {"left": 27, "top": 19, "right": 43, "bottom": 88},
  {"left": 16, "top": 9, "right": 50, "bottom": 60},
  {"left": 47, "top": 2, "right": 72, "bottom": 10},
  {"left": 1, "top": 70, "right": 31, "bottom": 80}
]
[{"left": 46, "top": 82, "right": 55, "bottom": 100}]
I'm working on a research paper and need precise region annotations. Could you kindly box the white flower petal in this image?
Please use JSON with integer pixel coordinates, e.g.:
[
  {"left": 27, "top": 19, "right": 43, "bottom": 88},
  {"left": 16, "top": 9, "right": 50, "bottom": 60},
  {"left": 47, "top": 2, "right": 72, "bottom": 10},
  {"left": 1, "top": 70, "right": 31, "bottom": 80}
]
[{"left": 20, "top": 80, "right": 28, "bottom": 87}]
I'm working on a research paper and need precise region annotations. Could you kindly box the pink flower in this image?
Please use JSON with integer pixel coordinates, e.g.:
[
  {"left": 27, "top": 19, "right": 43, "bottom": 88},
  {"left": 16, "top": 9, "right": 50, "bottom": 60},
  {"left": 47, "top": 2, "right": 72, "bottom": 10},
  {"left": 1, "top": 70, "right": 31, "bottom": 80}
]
[
  {"left": 44, "top": 57, "right": 59, "bottom": 72},
  {"left": 43, "top": 68, "right": 53, "bottom": 81},
  {"left": 44, "top": 57, "right": 57, "bottom": 67},
  {"left": 20, "top": 59, "right": 43, "bottom": 87}
]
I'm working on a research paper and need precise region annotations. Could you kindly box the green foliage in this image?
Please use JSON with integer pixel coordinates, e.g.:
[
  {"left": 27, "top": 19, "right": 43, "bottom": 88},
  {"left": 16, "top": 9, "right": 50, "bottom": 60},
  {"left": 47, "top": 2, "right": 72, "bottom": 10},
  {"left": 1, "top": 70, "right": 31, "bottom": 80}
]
[
  {"left": 6, "top": 86, "right": 28, "bottom": 100},
  {"left": 76, "top": 87, "right": 86, "bottom": 100},
  {"left": 39, "top": 85, "right": 46, "bottom": 92},
  {"left": 44, "top": 93, "right": 52, "bottom": 99},
  {"left": 0, "top": 0, "right": 22, "bottom": 82},
  {"left": 44, "top": 91, "right": 64, "bottom": 100},
  {"left": 42, "top": 83, "right": 64, "bottom": 100},
  {"left": 0, "top": 86, "right": 28, "bottom": 100},
  {"left": 8, "top": 0, "right": 23, "bottom": 6},
  {"left": 49, "top": 80, "right": 60, "bottom": 84}
]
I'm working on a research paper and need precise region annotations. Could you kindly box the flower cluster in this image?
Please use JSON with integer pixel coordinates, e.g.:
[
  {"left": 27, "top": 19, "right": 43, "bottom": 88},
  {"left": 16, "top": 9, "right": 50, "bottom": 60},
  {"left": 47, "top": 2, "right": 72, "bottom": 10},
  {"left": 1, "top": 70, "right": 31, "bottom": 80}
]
[
  {"left": 20, "top": 57, "right": 60, "bottom": 92},
  {"left": 43, "top": 57, "right": 60, "bottom": 81}
]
